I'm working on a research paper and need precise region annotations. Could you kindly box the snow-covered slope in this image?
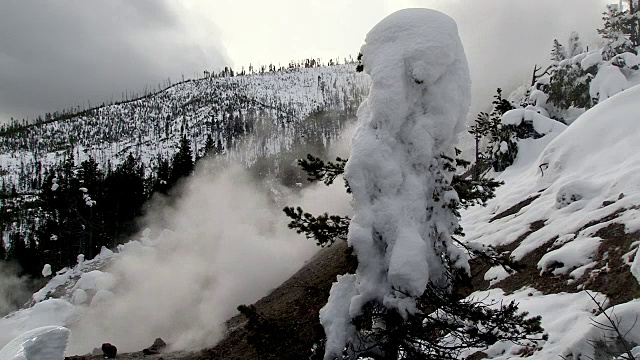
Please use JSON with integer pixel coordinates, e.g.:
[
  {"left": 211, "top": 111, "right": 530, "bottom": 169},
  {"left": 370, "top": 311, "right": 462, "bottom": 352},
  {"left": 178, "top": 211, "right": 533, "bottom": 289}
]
[
  {"left": 0, "top": 64, "right": 369, "bottom": 192},
  {"left": 460, "top": 84, "right": 640, "bottom": 359}
]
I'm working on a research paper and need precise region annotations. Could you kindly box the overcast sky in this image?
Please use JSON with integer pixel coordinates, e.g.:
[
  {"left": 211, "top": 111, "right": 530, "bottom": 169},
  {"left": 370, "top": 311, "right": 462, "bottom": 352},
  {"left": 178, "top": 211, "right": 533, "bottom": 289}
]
[{"left": 0, "top": 0, "right": 608, "bottom": 123}]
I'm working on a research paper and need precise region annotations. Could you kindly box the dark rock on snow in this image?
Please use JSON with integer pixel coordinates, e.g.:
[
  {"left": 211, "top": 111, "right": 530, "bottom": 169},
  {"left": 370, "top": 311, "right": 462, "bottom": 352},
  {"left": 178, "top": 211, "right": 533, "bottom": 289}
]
[
  {"left": 102, "top": 343, "right": 117, "bottom": 358},
  {"left": 143, "top": 337, "right": 167, "bottom": 355}
]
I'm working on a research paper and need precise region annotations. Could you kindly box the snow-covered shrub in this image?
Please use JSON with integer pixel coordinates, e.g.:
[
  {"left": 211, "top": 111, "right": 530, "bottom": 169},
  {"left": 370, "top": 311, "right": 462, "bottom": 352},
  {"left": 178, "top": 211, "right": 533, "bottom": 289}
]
[
  {"left": 481, "top": 106, "right": 566, "bottom": 173},
  {"left": 469, "top": 88, "right": 519, "bottom": 173},
  {"left": 544, "top": 57, "right": 595, "bottom": 111},
  {"left": 598, "top": 4, "right": 639, "bottom": 60},
  {"left": 590, "top": 63, "right": 629, "bottom": 103},
  {"left": 538, "top": 237, "right": 601, "bottom": 276}
]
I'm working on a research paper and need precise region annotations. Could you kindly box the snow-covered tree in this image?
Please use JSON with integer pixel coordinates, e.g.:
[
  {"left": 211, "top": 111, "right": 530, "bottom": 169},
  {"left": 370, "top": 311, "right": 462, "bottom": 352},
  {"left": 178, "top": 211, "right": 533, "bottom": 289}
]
[
  {"left": 567, "top": 31, "right": 584, "bottom": 58},
  {"left": 311, "top": 9, "right": 542, "bottom": 359},
  {"left": 169, "top": 135, "right": 194, "bottom": 185},
  {"left": 551, "top": 39, "right": 567, "bottom": 62},
  {"left": 599, "top": 3, "right": 639, "bottom": 60}
]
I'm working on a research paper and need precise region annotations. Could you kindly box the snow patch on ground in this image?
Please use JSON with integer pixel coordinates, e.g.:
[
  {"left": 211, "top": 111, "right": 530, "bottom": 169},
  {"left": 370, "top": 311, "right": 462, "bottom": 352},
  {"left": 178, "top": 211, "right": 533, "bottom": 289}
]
[
  {"left": 458, "top": 288, "right": 608, "bottom": 360},
  {"left": 538, "top": 237, "right": 602, "bottom": 276},
  {"left": 484, "top": 266, "right": 511, "bottom": 286},
  {"left": 464, "top": 84, "right": 640, "bottom": 262}
]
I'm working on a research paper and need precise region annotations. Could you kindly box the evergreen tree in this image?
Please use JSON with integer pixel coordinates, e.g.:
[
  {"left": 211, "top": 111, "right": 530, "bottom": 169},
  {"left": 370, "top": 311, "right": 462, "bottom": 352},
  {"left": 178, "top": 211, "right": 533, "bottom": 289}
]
[
  {"left": 598, "top": 3, "right": 639, "bottom": 60},
  {"left": 103, "top": 153, "right": 146, "bottom": 245},
  {"left": 153, "top": 156, "right": 171, "bottom": 195},
  {"left": 199, "top": 133, "right": 223, "bottom": 162},
  {"left": 169, "top": 135, "right": 194, "bottom": 185},
  {"left": 468, "top": 89, "right": 518, "bottom": 172},
  {"left": 544, "top": 60, "right": 596, "bottom": 110},
  {"left": 468, "top": 112, "right": 493, "bottom": 178},
  {"left": 76, "top": 157, "right": 103, "bottom": 257},
  {"left": 0, "top": 237, "right": 4, "bottom": 261},
  {"left": 550, "top": 39, "right": 567, "bottom": 62},
  {"left": 284, "top": 152, "right": 539, "bottom": 359}
]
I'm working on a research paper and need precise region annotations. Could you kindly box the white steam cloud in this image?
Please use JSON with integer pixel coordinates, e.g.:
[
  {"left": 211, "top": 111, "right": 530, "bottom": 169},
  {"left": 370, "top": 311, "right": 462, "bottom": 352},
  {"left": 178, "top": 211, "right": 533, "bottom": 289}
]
[
  {"left": 64, "top": 138, "right": 353, "bottom": 354},
  {"left": 0, "top": 263, "right": 31, "bottom": 317}
]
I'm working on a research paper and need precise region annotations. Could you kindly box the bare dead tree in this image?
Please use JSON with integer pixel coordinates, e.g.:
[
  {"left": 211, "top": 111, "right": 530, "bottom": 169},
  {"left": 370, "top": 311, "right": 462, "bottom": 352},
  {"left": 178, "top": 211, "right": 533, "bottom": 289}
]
[
  {"left": 531, "top": 64, "right": 554, "bottom": 87},
  {"left": 586, "top": 291, "right": 637, "bottom": 360}
]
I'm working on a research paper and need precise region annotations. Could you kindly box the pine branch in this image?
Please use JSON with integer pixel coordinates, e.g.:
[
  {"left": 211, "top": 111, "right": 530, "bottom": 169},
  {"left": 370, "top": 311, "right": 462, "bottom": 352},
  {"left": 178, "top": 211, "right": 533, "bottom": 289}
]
[
  {"left": 283, "top": 206, "right": 350, "bottom": 247},
  {"left": 298, "top": 154, "right": 349, "bottom": 191}
]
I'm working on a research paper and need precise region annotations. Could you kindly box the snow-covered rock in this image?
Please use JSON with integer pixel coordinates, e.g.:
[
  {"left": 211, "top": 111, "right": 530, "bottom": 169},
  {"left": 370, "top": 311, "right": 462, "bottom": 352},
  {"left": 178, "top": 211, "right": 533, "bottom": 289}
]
[
  {"left": 70, "top": 289, "right": 88, "bottom": 305},
  {"left": 41, "top": 264, "right": 52, "bottom": 278},
  {"left": 71, "top": 270, "right": 116, "bottom": 293},
  {"left": 25, "top": 299, "right": 75, "bottom": 331},
  {"left": 538, "top": 237, "right": 602, "bottom": 275},
  {"left": 0, "top": 326, "right": 70, "bottom": 360},
  {"left": 554, "top": 179, "right": 603, "bottom": 210},
  {"left": 90, "top": 290, "right": 115, "bottom": 307}
]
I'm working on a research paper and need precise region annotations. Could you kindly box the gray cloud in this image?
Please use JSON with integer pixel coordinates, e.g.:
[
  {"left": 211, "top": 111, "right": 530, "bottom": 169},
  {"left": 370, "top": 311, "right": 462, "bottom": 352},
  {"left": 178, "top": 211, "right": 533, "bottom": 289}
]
[{"left": 0, "top": 0, "right": 230, "bottom": 122}]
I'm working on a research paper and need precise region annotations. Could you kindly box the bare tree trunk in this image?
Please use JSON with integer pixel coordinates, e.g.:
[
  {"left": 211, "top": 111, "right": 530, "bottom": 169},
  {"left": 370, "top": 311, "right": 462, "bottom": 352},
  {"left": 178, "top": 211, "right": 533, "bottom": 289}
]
[
  {"left": 474, "top": 135, "right": 480, "bottom": 180},
  {"left": 628, "top": 0, "right": 639, "bottom": 46}
]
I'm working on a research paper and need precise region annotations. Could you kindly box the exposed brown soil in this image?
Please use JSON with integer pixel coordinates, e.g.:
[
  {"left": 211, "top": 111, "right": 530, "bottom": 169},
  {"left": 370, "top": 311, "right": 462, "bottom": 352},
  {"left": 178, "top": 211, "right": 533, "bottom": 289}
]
[
  {"left": 491, "top": 209, "right": 640, "bottom": 306},
  {"left": 469, "top": 220, "right": 549, "bottom": 295},
  {"left": 490, "top": 236, "right": 566, "bottom": 295},
  {"left": 489, "top": 195, "right": 541, "bottom": 223},
  {"left": 585, "top": 223, "right": 640, "bottom": 305}
]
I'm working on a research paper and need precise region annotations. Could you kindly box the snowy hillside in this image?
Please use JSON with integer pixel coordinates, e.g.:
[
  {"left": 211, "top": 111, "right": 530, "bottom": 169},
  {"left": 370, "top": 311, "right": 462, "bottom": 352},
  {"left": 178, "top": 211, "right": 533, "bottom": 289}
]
[
  {"left": 459, "top": 84, "right": 640, "bottom": 359},
  {"left": 0, "top": 64, "right": 369, "bottom": 193},
  {"left": 0, "top": 63, "right": 370, "bottom": 281}
]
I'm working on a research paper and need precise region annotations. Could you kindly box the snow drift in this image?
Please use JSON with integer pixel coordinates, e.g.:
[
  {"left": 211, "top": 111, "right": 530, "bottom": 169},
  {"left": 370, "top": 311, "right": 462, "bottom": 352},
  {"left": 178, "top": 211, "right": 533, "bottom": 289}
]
[{"left": 0, "top": 326, "right": 70, "bottom": 360}]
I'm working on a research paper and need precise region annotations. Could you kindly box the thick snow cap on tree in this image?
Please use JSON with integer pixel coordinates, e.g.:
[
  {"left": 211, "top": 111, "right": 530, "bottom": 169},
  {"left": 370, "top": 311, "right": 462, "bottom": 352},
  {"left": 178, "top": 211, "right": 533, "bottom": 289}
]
[{"left": 320, "top": 8, "right": 470, "bottom": 359}]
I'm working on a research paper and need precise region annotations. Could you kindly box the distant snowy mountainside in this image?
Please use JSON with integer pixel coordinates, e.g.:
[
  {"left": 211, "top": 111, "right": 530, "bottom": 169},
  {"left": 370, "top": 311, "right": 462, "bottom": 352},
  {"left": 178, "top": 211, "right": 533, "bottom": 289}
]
[{"left": 0, "top": 64, "right": 369, "bottom": 192}]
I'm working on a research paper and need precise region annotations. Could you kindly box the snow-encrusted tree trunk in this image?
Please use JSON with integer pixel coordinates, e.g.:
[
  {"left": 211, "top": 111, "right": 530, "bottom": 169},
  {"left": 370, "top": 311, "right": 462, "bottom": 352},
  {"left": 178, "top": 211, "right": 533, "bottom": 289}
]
[
  {"left": 320, "top": 8, "right": 471, "bottom": 359},
  {"left": 567, "top": 31, "right": 584, "bottom": 58}
]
